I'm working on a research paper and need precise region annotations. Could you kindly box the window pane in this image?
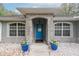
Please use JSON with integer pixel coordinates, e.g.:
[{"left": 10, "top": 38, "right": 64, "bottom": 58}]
[
  {"left": 18, "top": 23, "right": 25, "bottom": 36},
  {"left": 55, "top": 23, "right": 62, "bottom": 26},
  {"left": 18, "top": 26, "right": 25, "bottom": 29},
  {"left": 63, "top": 23, "right": 70, "bottom": 26},
  {"left": 63, "top": 30, "right": 70, "bottom": 36},
  {"left": 18, "top": 23, "right": 25, "bottom": 29},
  {"left": 18, "top": 23, "right": 25, "bottom": 26},
  {"left": 10, "top": 26, "right": 16, "bottom": 29},
  {"left": 10, "top": 23, "right": 17, "bottom": 29},
  {"left": 10, "top": 23, "right": 16, "bottom": 26},
  {"left": 63, "top": 26, "right": 70, "bottom": 29},
  {"left": 9, "top": 23, "right": 17, "bottom": 36},
  {"left": 55, "top": 30, "right": 62, "bottom": 36},
  {"left": 10, "top": 30, "right": 16, "bottom": 36},
  {"left": 55, "top": 26, "right": 62, "bottom": 29},
  {"left": 18, "top": 30, "right": 25, "bottom": 36}
]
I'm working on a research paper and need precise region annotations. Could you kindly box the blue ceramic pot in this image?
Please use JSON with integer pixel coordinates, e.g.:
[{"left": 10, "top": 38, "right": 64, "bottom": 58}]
[
  {"left": 50, "top": 43, "right": 58, "bottom": 50},
  {"left": 21, "top": 44, "right": 28, "bottom": 52}
]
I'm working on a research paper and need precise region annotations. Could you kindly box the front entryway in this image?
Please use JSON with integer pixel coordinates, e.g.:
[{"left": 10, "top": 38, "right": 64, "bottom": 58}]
[{"left": 32, "top": 18, "right": 47, "bottom": 43}]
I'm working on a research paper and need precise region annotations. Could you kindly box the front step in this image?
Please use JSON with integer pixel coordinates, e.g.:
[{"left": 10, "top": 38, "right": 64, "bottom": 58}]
[{"left": 28, "top": 43, "right": 50, "bottom": 56}]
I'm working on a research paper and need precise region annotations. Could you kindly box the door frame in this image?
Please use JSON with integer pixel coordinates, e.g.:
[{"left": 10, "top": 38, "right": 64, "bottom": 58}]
[
  {"left": 35, "top": 20, "right": 43, "bottom": 41},
  {"left": 32, "top": 17, "right": 47, "bottom": 42}
]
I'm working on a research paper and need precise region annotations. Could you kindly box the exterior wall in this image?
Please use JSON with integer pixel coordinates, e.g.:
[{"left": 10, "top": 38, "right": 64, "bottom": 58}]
[
  {"left": 76, "top": 21, "right": 79, "bottom": 43},
  {"left": 25, "top": 17, "right": 33, "bottom": 43},
  {"left": 25, "top": 15, "right": 54, "bottom": 44},
  {"left": 47, "top": 17, "right": 54, "bottom": 43},
  {"left": 1, "top": 21, "right": 25, "bottom": 43},
  {"left": 73, "top": 21, "right": 77, "bottom": 42},
  {"left": 0, "top": 15, "right": 54, "bottom": 43},
  {"left": 25, "top": 15, "right": 78, "bottom": 43},
  {"left": 0, "top": 16, "right": 79, "bottom": 43}
]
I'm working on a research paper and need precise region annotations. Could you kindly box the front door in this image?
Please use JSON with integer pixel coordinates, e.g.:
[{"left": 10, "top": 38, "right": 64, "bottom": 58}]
[{"left": 35, "top": 20, "right": 43, "bottom": 41}]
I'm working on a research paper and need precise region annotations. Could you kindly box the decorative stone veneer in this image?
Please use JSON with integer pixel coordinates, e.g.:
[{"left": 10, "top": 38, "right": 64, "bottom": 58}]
[
  {"left": 47, "top": 17, "right": 54, "bottom": 43},
  {"left": 25, "top": 17, "right": 33, "bottom": 43},
  {"left": 25, "top": 15, "right": 54, "bottom": 43}
]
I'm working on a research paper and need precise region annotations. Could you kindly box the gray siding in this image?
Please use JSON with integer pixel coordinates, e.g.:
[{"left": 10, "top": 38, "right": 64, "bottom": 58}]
[
  {"left": 76, "top": 21, "right": 79, "bottom": 43},
  {"left": 1, "top": 21, "right": 25, "bottom": 43}
]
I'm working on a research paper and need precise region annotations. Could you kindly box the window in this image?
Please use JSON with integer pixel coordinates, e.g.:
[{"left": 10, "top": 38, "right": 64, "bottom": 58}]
[
  {"left": 9, "top": 22, "right": 25, "bottom": 36},
  {"left": 54, "top": 22, "right": 73, "bottom": 37},
  {"left": 55, "top": 23, "right": 62, "bottom": 36},
  {"left": 10, "top": 23, "right": 17, "bottom": 36}
]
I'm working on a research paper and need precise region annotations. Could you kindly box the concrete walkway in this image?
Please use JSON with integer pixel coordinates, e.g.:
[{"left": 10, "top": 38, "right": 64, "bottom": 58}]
[
  {"left": 28, "top": 43, "right": 50, "bottom": 56},
  {"left": 26, "top": 43, "right": 79, "bottom": 56},
  {"left": 1, "top": 43, "right": 79, "bottom": 56}
]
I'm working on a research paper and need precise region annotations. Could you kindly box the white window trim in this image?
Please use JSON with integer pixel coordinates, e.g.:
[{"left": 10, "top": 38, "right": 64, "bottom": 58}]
[
  {"left": 54, "top": 22, "right": 73, "bottom": 38},
  {"left": 7, "top": 22, "right": 25, "bottom": 37}
]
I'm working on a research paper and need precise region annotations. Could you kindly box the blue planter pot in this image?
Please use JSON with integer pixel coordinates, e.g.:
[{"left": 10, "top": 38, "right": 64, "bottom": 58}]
[
  {"left": 50, "top": 43, "right": 58, "bottom": 50},
  {"left": 21, "top": 44, "right": 29, "bottom": 52}
]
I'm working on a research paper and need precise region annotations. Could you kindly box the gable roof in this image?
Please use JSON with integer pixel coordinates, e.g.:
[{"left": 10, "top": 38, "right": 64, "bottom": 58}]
[
  {"left": 0, "top": 7, "right": 79, "bottom": 21},
  {"left": 17, "top": 8, "right": 58, "bottom": 15}
]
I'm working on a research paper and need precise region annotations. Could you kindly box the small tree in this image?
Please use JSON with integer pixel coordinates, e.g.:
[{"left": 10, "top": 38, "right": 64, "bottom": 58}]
[
  {"left": 60, "top": 3, "right": 77, "bottom": 16},
  {"left": 0, "top": 4, "right": 6, "bottom": 16},
  {"left": 0, "top": 4, "right": 19, "bottom": 16}
]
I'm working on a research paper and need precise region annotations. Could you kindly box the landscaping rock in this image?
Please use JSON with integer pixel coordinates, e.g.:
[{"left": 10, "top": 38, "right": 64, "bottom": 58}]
[{"left": 0, "top": 43, "right": 23, "bottom": 56}]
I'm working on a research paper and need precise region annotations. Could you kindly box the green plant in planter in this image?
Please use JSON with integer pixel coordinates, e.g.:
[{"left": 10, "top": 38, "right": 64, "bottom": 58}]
[
  {"left": 21, "top": 39, "right": 28, "bottom": 45},
  {"left": 20, "top": 39, "right": 29, "bottom": 52},
  {"left": 51, "top": 39, "right": 58, "bottom": 46},
  {"left": 50, "top": 39, "right": 59, "bottom": 50}
]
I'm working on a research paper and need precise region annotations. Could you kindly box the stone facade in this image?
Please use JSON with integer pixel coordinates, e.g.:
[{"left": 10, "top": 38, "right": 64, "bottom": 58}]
[
  {"left": 0, "top": 15, "right": 79, "bottom": 43},
  {"left": 47, "top": 17, "right": 54, "bottom": 43},
  {"left": 25, "top": 15, "right": 54, "bottom": 44},
  {"left": 25, "top": 17, "right": 33, "bottom": 43}
]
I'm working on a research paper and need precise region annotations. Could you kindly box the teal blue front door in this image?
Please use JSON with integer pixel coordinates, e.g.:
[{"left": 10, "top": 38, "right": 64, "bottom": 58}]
[{"left": 35, "top": 20, "right": 43, "bottom": 40}]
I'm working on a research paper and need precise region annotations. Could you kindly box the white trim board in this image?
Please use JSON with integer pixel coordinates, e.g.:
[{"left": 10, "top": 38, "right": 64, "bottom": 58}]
[{"left": 0, "top": 22, "right": 2, "bottom": 42}]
